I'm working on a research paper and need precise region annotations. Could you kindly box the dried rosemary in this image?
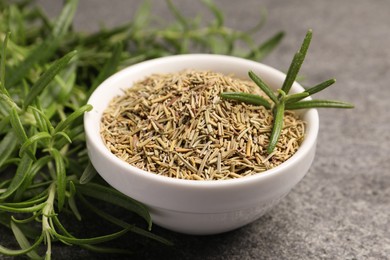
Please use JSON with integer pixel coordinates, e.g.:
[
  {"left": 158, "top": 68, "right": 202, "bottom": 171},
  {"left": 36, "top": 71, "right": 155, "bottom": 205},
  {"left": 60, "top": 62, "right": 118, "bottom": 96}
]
[{"left": 101, "top": 70, "right": 305, "bottom": 180}]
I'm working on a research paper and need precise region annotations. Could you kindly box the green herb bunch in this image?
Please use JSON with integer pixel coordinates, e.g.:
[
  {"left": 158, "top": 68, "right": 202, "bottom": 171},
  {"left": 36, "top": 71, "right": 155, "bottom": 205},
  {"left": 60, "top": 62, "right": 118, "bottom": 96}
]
[
  {"left": 0, "top": 0, "right": 284, "bottom": 258},
  {"left": 221, "top": 30, "right": 354, "bottom": 154}
]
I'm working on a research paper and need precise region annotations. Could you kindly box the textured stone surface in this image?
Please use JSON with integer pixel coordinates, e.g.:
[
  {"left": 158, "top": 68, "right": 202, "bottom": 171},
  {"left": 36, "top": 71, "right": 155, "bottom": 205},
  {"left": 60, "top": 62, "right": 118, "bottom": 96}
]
[{"left": 1, "top": 0, "right": 390, "bottom": 259}]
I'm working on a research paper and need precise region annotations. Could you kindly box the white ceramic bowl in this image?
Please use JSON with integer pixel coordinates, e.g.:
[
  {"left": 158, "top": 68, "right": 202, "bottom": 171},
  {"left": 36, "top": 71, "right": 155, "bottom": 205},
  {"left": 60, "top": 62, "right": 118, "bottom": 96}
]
[{"left": 84, "top": 54, "right": 319, "bottom": 235}]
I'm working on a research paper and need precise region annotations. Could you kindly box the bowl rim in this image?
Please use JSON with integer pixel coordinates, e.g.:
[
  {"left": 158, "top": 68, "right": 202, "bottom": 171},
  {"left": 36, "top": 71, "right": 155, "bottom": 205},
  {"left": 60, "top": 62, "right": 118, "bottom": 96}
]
[{"left": 84, "top": 53, "right": 319, "bottom": 189}]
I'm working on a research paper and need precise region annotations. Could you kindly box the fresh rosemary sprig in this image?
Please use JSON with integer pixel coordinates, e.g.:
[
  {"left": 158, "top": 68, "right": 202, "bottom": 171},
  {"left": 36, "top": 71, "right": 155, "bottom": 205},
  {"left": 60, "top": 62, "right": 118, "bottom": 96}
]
[
  {"left": 220, "top": 29, "right": 354, "bottom": 154},
  {"left": 0, "top": 0, "right": 283, "bottom": 258}
]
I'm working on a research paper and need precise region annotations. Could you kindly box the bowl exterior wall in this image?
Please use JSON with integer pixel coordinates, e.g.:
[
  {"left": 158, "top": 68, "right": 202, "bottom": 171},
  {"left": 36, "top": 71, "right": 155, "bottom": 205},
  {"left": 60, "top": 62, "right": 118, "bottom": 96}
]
[{"left": 85, "top": 54, "right": 319, "bottom": 234}]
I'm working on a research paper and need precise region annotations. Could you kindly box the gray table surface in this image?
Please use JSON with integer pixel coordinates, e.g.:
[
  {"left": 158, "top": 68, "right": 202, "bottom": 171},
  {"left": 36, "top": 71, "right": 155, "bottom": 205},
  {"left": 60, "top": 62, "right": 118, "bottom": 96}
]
[{"left": 1, "top": 0, "right": 389, "bottom": 259}]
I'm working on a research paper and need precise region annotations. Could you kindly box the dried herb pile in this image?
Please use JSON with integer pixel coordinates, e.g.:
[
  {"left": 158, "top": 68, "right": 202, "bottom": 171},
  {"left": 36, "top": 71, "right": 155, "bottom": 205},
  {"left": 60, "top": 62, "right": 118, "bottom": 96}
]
[{"left": 101, "top": 70, "right": 305, "bottom": 180}]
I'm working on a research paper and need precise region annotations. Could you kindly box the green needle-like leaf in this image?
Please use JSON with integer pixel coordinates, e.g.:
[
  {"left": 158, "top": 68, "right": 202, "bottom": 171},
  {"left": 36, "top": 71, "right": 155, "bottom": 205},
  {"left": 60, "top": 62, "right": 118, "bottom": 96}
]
[
  {"left": 167, "top": 0, "right": 189, "bottom": 30},
  {"left": 0, "top": 153, "right": 33, "bottom": 200},
  {"left": 52, "top": 0, "right": 79, "bottom": 38},
  {"left": 281, "top": 30, "right": 312, "bottom": 95},
  {"left": 68, "top": 181, "right": 82, "bottom": 221},
  {"left": 9, "top": 107, "right": 36, "bottom": 160},
  {"left": 10, "top": 221, "right": 42, "bottom": 259},
  {"left": 285, "top": 99, "right": 354, "bottom": 110},
  {"left": 298, "top": 29, "right": 312, "bottom": 58},
  {"left": 79, "top": 161, "right": 97, "bottom": 184},
  {"left": 0, "top": 203, "right": 45, "bottom": 213},
  {"left": 7, "top": 39, "right": 59, "bottom": 87},
  {"left": 19, "top": 132, "right": 52, "bottom": 157},
  {"left": 89, "top": 43, "right": 123, "bottom": 96},
  {"left": 1, "top": 32, "right": 10, "bottom": 95},
  {"left": 284, "top": 92, "right": 310, "bottom": 104},
  {"left": 280, "top": 51, "right": 304, "bottom": 95},
  {"left": 247, "top": 31, "right": 284, "bottom": 60},
  {"left": 54, "top": 104, "right": 92, "bottom": 133},
  {"left": 53, "top": 131, "right": 72, "bottom": 144},
  {"left": 11, "top": 214, "right": 38, "bottom": 225},
  {"left": 0, "top": 93, "right": 20, "bottom": 113},
  {"left": 15, "top": 155, "right": 52, "bottom": 194},
  {"left": 29, "top": 105, "right": 55, "bottom": 134},
  {"left": 51, "top": 148, "right": 67, "bottom": 211},
  {"left": 202, "top": 0, "right": 224, "bottom": 27},
  {"left": 0, "top": 131, "right": 18, "bottom": 168},
  {"left": 267, "top": 100, "right": 285, "bottom": 154},
  {"left": 2, "top": 193, "right": 48, "bottom": 208},
  {"left": 248, "top": 70, "right": 278, "bottom": 103},
  {"left": 131, "top": 0, "right": 151, "bottom": 31},
  {"left": 13, "top": 156, "right": 52, "bottom": 200},
  {"left": 24, "top": 50, "right": 77, "bottom": 108},
  {"left": 9, "top": 107, "right": 28, "bottom": 144},
  {"left": 53, "top": 227, "right": 129, "bottom": 245},
  {"left": 220, "top": 92, "right": 271, "bottom": 109},
  {"left": 0, "top": 234, "right": 43, "bottom": 256},
  {"left": 305, "top": 78, "right": 336, "bottom": 96}
]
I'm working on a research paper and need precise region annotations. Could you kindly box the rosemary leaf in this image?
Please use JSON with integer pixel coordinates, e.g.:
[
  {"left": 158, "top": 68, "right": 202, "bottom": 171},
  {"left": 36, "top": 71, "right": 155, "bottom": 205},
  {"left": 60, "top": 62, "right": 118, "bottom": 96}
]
[
  {"left": 268, "top": 100, "right": 285, "bottom": 154},
  {"left": 167, "top": 0, "right": 189, "bottom": 30},
  {"left": 0, "top": 234, "right": 43, "bottom": 257},
  {"left": 298, "top": 29, "right": 312, "bottom": 58},
  {"left": 0, "top": 32, "right": 10, "bottom": 96},
  {"left": 52, "top": 227, "right": 129, "bottom": 245},
  {"left": 246, "top": 31, "right": 284, "bottom": 60},
  {"left": 219, "top": 92, "right": 271, "bottom": 109},
  {"left": 11, "top": 214, "right": 38, "bottom": 225},
  {"left": 0, "top": 93, "right": 20, "bottom": 113},
  {"left": 280, "top": 51, "right": 304, "bottom": 95},
  {"left": 248, "top": 70, "right": 278, "bottom": 103},
  {"left": 51, "top": 148, "right": 67, "bottom": 211},
  {"left": 68, "top": 181, "right": 82, "bottom": 221},
  {"left": 2, "top": 193, "right": 48, "bottom": 208},
  {"left": 26, "top": 156, "right": 52, "bottom": 181},
  {"left": 52, "top": 0, "right": 78, "bottom": 38},
  {"left": 0, "top": 153, "right": 33, "bottom": 200},
  {"left": 0, "top": 131, "right": 17, "bottom": 168},
  {"left": 89, "top": 43, "right": 123, "bottom": 96},
  {"left": 284, "top": 92, "right": 310, "bottom": 104},
  {"left": 9, "top": 107, "right": 28, "bottom": 144},
  {"left": 79, "top": 161, "right": 97, "bottom": 184},
  {"left": 281, "top": 30, "right": 312, "bottom": 95},
  {"left": 10, "top": 221, "right": 41, "bottom": 259},
  {"left": 19, "top": 132, "right": 52, "bottom": 158},
  {"left": 7, "top": 39, "right": 59, "bottom": 88},
  {"left": 23, "top": 50, "right": 77, "bottom": 108},
  {"left": 54, "top": 104, "right": 92, "bottom": 133},
  {"left": 0, "top": 203, "right": 45, "bottom": 213},
  {"left": 305, "top": 78, "right": 336, "bottom": 96},
  {"left": 53, "top": 131, "right": 72, "bottom": 144},
  {"left": 29, "top": 105, "right": 55, "bottom": 134},
  {"left": 202, "top": 0, "right": 224, "bottom": 27},
  {"left": 285, "top": 99, "right": 354, "bottom": 110}
]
